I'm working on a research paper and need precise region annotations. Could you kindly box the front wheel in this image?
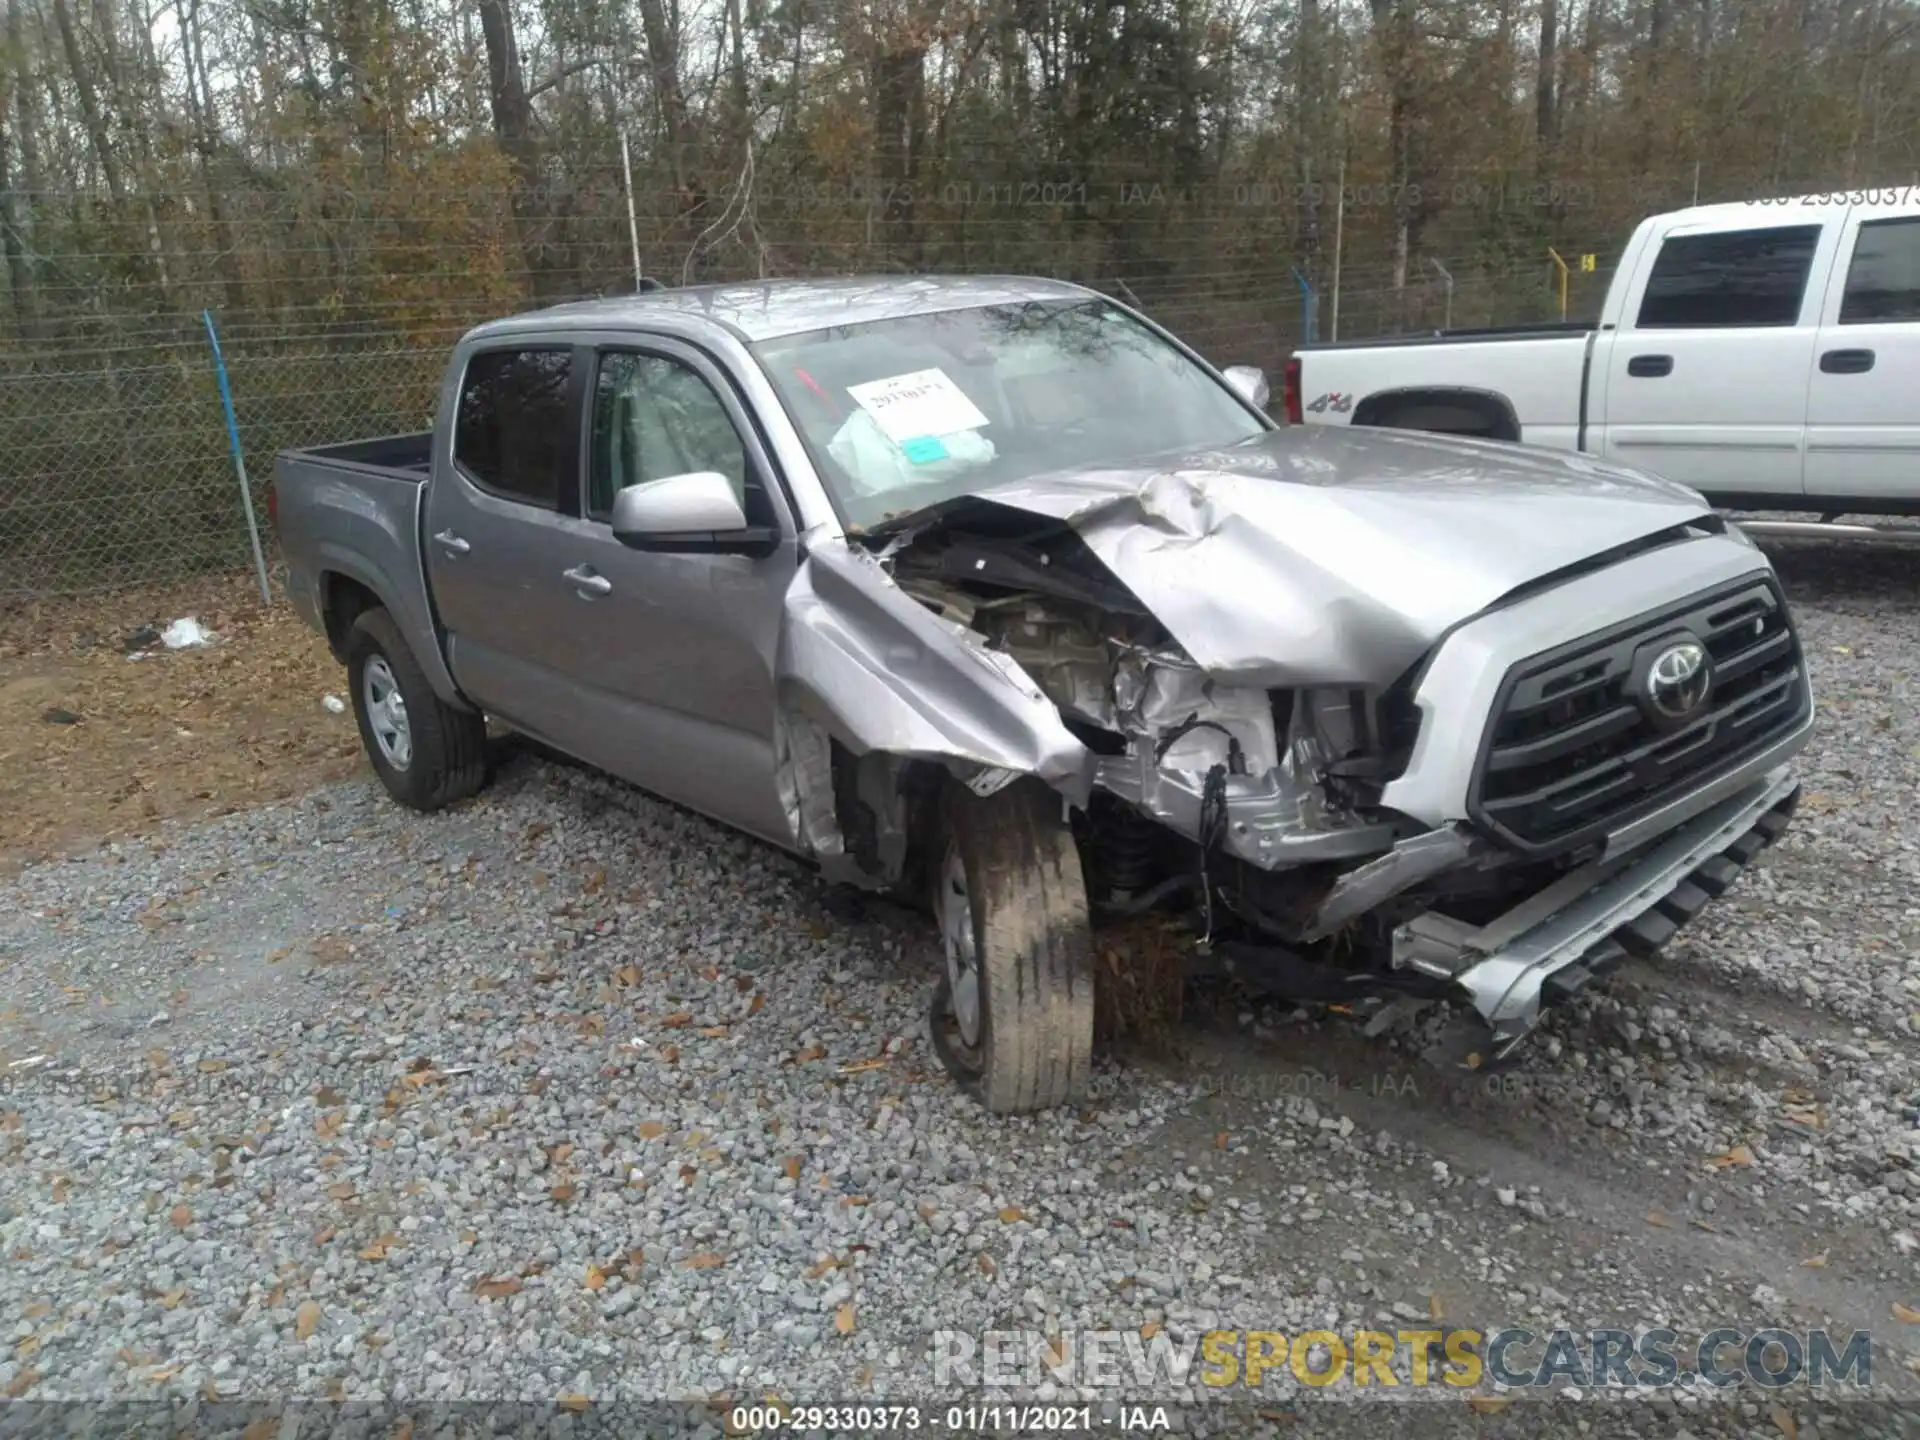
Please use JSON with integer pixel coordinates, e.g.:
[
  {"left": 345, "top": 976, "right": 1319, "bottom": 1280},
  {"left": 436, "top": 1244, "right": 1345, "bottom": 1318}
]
[
  {"left": 930, "top": 778, "right": 1095, "bottom": 1113},
  {"left": 345, "top": 607, "right": 490, "bottom": 812}
]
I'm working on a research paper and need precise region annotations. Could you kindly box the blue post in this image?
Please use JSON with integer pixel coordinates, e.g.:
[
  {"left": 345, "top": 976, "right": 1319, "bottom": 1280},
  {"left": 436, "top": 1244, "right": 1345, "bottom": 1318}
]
[
  {"left": 1290, "top": 265, "right": 1318, "bottom": 343},
  {"left": 203, "top": 309, "right": 272, "bottom": 605}
]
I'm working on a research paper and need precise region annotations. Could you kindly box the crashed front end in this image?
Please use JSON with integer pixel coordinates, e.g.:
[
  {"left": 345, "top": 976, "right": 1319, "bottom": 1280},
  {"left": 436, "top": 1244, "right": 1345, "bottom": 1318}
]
[{"left": 774, "top": 460, "right": 1814, "bottom": 1059}]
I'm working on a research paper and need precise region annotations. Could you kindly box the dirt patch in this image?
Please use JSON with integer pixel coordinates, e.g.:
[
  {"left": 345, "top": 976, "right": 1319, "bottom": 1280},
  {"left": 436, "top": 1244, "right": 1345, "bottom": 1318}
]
[{"left": 0, "top": 575, "right": 365, "bottom": 874}]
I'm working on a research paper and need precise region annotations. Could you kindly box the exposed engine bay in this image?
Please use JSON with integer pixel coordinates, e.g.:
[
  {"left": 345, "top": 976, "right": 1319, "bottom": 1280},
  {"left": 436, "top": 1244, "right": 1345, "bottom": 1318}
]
[
  {"left": 778, "top": 488, "right": 1809, "bottom": 1065},
  {"left": 866, "top": 510, "right": 1518, "bottom": 970}
]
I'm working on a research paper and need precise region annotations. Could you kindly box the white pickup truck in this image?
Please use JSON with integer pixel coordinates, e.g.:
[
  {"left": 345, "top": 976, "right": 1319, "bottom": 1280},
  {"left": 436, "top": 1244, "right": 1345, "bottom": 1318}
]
[{"left": 1287, "top": 192, "right": 1920, "bottom": 531}]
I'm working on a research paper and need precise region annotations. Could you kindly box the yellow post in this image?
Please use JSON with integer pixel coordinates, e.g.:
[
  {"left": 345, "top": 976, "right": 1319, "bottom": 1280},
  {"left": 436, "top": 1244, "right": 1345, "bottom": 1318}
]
[{"left": 1547, "top": 247, "right": 1570, "bottom": 321}]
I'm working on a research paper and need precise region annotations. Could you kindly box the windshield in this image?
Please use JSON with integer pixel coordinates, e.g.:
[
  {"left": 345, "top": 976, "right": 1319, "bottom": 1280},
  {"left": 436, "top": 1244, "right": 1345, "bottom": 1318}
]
[{"left": 748, "top": 298, "right": 1268, "bottom": 530}]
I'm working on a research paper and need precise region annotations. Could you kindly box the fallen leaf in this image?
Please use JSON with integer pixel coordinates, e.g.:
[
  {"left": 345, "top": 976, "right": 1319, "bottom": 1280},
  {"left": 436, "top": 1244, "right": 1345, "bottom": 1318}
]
[
  {"left": 1466, "top": 1396, "right": 1510, "bottom": 1414},
  {"left": 683, "top": 1252, "right": 726, "bottom": 1270},
  {"left": 169, "top": 1205, "right": 191, "bottom": 1229},
  {"left": 472, "top": 1276, "right": 522, "bottom": 1299},
  {"left": 806, "top": 1256, "right": 842, "bottom": 1279},
  {"left": 158, "top": 1288, "right": 188, "bottom": 1310},
  {"left": 678, "top": 1166, "right": 697, "bottom": 1185},
  {"left": 401, "top": 1069, "right": 444, "bottom": 1089},
  {"left": 1773, "top": 1407, "right": 1798, "bottom": 1440},
  {"left": 782, "top": 1156, "right": 802, "bottom": 1180},
  {"left": 327, "top": 1181, "right": 355, "bottom": 1201},
  {"left": 1644, "top": 1210, "right": 1673, "bottom": 1228},
  {"left": 315, "top": 1110, "right": 343, "bottom": 1141},
  {"left": 794, "top": 1044, "right": 827, "bottom": 1063},
  {"left": 857, "top": 1364, "right": 873, "bottom": 1389},
  {"left": 1140, "top": 1320, "right": 1161, "bottom": 1339},
  {"left": 999, "top": 1207, "right": 1027, "bottom": 1224},
  {"left": 50, "top": 1177, "right": 70, "bottom": 1203},
  {"left": 614, "top": 966, "right": 641, "bottom": 987},
  {"left": 839, "top": 1058, "right": 886, "bottom": 1074},
  {"left": 558, "top": 1394, "right": 589, "bottom": 1413},
  {"left": 196, "top": 1059, "right": 228, "bottom": 1074},
  {"left": 1803, "top": 1252, "right": 1828, "bottom": 1268},
  {"left": 6, "top": 1369, "right": 40, "bottom": 1397},
  {"left": 834, "top": 1302, "right": 856, "bottom": 1335},
  {"left": 638, "top": 1121, "right": 667, "bottom": 1139},
  {"left": 583, "top": 868, "right": 607, "bottom": 894},
  {"left": 841, "top": 1195, "right": 869, "bottom": 1207},
  {"left": 358, "top": 1235, "right": 394, "bottom": 1262},
  {"left": 1894, "top": 1303, "right": 1920, "bottom": 1324},
  {"left": 1429, "top": 1293, "right": 1445, "bottom": 1321},
  {"left": 659, "top": 1012, "right": 694, "bottom": 1029},
  {"left": 699, "top": 1026, "right": 729, "bottom": 1038},
  {"left": 295, "top": 1301, "right": 322, "bottom": 1341},
  {"left": 977, "top": 1254, "right": 997, "bottom": 1278},
  {"left": 584, "top": 1265, "right": 606, "bottom": 1292},
  {"left": 748, "top": 993, "right": 765, "bottom": 1016},
  {"left": 1708, "top": 1143, "right": 1756, "bottom": 1169},
  {"left": 659, "top": 1045, "right": 680, "bottom": 1065}
]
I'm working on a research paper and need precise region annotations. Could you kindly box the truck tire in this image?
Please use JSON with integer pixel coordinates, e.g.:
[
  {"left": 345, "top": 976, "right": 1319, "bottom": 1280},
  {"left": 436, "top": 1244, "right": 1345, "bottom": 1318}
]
[
  {"left": 929, "top": 777, "right": 1095, "bottom": 1113},
  {"left": 345, "top": 607, "right": 489, "bottom": 812}
]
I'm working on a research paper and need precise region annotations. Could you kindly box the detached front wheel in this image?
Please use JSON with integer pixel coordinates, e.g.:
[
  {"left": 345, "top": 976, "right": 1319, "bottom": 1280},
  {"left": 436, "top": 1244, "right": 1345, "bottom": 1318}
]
[
  {"left": 345, "top": 607, "right": 489, "bottom": 812},
  {"left": 931, "top": 778, "right": 1095, "bottom": 1113}
]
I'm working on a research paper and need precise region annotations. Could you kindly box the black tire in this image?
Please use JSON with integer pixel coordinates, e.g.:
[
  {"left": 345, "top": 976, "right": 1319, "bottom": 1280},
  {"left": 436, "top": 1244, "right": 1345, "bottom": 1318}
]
[
  {"left": 345, "top": 607, "right": 489, "bottom": 812},
  {"left": 930, "top": 777, "right": 1095, "bottom": 1114}
]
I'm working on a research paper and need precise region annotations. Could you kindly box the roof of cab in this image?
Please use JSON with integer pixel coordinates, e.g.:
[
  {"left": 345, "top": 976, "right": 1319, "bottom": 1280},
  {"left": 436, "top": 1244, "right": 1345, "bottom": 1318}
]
[
  {"left": 466, "top": 274, "right": 1100, "bottom": 346},
  {"left": 1648, "top": 191, "right": 1916, "bottom": 230}
]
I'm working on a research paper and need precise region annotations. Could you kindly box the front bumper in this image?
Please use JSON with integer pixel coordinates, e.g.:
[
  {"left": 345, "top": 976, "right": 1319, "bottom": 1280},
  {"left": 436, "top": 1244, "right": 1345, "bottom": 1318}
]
[{"left": 1393, "top": 765, "right": 1800, "bottom": 1054}]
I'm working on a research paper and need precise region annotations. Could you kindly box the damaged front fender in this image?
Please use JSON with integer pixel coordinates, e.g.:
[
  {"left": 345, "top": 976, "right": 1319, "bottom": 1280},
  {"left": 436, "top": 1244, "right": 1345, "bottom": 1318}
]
[{"left": 774, "top": 538, "right": 1096, "bottom": 829}]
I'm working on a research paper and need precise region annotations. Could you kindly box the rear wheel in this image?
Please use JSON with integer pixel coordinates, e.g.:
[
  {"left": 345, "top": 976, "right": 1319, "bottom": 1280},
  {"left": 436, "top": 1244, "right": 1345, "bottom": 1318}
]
[
  {"left": 930, "top": 778, "right": 1095, "bottom": 1113},
  {"left": 346, "top": 607, "right": 489, "bottom": 811}
]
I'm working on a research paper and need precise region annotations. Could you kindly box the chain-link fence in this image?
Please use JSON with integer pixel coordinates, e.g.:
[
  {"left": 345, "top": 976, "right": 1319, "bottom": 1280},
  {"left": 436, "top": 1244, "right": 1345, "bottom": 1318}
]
[{"left": 0, "top": 248, "right": 1592, "bottom": 607}]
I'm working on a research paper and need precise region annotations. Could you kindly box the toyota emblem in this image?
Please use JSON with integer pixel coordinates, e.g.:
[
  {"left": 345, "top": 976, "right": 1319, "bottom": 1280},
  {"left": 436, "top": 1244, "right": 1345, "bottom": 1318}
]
[{"left": 1645, "top": 640, "right": 1711, "bottom": 720}]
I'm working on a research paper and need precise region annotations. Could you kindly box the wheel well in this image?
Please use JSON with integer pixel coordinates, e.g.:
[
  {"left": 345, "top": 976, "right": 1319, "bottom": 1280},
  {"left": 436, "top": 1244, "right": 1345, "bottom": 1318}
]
[
  {"left": 321, "top": 573, "right": 382, "bottom": 662},
  {"left": 1353, "top": 389, "right": 1521, "bottom": 443}
]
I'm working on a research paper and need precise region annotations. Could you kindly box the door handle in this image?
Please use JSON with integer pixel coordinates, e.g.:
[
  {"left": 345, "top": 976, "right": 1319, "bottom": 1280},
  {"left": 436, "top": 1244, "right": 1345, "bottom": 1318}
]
[
  {"left": 563, "top": 565, "right": 612, "bottom": 598},
  {"left": 1820, "top": 347, "right": 1875, "bottom": 374},
  {"left": 433, "top": 530, "right": 470, "bottom": 556},
  {"left": 1626, "top": 354, "right": 1673, "bottom": 378}
]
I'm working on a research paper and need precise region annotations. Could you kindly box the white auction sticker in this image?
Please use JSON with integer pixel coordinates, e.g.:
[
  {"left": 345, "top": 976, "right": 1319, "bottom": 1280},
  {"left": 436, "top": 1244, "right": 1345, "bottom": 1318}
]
[{"left": 845, "top": 368, "right": 990, "bottom": 446}]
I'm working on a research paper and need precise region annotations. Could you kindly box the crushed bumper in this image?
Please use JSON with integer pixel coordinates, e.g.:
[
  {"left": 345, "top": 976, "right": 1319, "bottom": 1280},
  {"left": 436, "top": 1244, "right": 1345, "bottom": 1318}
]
[{"left": 1393, "top": 767, "right": 1801, "bottom": 1055}]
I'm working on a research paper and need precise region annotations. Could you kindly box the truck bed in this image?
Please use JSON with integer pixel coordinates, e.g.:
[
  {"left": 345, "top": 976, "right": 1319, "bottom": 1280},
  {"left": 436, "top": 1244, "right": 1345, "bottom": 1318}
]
[
  {"left": 273, "top": 432, "right": 457, "bottom": 707},
  {"left": 1293, "top": 320, "right": 1598, "bottom": 352},
  {"left": 288, "top": 431, "right": 433, "bottom": 479}
]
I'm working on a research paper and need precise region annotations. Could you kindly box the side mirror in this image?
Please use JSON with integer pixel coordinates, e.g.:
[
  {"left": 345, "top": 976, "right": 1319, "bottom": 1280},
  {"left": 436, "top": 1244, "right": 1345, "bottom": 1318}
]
[
  {"left": 1222, "top": 365, "right": 1271, "bottom": 411},
  {"left": 609, "top": 472, "right": 778, "bottom": 556}
]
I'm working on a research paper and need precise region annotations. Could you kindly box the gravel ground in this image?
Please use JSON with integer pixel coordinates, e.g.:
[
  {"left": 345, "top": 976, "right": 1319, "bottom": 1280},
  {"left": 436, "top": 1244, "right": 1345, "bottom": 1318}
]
[{"left": 2, "top": 536, "right": 1918, "bottom": 1437}]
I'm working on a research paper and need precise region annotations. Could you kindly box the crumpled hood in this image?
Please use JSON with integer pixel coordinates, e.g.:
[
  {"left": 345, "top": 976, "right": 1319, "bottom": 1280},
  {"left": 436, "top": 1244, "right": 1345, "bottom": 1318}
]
[{"left": 898, "top": 424, "right": 1718, "bottom": 687}]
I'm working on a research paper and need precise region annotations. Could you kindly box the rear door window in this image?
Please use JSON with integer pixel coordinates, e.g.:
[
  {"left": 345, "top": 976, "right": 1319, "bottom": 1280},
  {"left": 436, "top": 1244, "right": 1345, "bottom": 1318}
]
[
  {"left": 1838, "top": 216, "right": 1920, "bottom": 323},
  {"left": 453, "top": 348, "right": 576, "bottom": 506},
  {"left": 1635, "top": 225, "right": 1822, "bottom": 328}
]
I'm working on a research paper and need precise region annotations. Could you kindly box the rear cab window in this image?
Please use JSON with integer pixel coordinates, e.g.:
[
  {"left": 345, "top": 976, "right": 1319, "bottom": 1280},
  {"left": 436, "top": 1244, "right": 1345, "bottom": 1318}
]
[
  {"left": 1839, "top": 216, "right": 1920, "bottom": 323},
  {"left": 1635, "top": 225, "right": 1823, "bottom": 328},
  {"left": 453, "top": 348, "right": 576, "bottom": 507}
]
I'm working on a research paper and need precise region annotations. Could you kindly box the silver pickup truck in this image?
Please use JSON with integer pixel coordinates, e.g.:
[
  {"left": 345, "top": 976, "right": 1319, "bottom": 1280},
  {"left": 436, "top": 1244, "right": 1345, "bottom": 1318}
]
[{"left": 275, "top": 275, "right": 1814, "bottom": 1114}]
